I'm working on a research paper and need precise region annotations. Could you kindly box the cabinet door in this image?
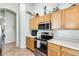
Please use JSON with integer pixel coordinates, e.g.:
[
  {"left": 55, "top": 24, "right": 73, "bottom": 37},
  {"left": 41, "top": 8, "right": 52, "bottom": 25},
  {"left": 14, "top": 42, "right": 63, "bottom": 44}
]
[
  {"left": 61, "top": 47, "right": 79, "bottom": 56},
  {"left": 30, "top": 19, "right": 34, "bottom": 30},
  {"left": 38, "top": 16, "right": 44, "bottom": 23},
  {"left": 30, "top": 17, "right": 39, "bottom": 30},
  {"left": 29, "top": 38, "right": 34, "bottom": 51},
  {"left": 26, "top": 37, "right": 30, "bottom": 48},
  {"left": 26, "top": 37, "right": 35, "bottom": 51},
  {"left": 51, "top": 11, "right": 62, "bottom": 29},
  {"left": 61, "top": 51, "right": 74, "bottom": 56},
  {"left": 44, "top": 14, "right": 51, "bottom": 22},
  {"left": 48, "top": 43, "right": 61, "bottom": 56},
  {"left": 63, "top": 5, "right": 79, "bottom": 29},
  {"left": 48, "top": 48, "right": 60, "bottom": 56},
  {"left": 33, "top": 18, "right": 39, "bottom": 30}
]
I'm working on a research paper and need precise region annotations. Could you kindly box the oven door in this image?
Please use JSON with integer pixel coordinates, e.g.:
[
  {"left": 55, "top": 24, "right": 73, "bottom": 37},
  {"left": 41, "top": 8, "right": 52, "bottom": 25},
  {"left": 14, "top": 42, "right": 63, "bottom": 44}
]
[{"left": 34, "top": 40, "right": 47, "bottom": 54}]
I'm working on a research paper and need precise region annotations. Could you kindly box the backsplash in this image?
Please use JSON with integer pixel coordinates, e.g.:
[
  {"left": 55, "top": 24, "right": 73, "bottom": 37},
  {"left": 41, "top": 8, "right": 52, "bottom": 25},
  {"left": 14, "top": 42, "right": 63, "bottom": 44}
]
[{"left": 53, "top": 30, "right": 79, "bottom": 42}]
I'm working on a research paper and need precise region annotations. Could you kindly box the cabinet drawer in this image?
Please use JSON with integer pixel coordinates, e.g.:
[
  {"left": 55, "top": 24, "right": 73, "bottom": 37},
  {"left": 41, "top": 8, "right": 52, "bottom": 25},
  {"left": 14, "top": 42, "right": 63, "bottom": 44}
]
[
  {"left": 62, "top": 47, "right": 79, "bottom": 56},
  {"left": 48, "top": 43, "right": 60, "bottom": 50}
]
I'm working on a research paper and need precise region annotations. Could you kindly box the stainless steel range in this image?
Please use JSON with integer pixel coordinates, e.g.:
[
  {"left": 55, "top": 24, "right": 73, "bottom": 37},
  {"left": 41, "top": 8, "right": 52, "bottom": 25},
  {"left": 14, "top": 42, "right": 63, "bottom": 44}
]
[{"left": 34, "top": 31, "right": 53, "bottom": 55}]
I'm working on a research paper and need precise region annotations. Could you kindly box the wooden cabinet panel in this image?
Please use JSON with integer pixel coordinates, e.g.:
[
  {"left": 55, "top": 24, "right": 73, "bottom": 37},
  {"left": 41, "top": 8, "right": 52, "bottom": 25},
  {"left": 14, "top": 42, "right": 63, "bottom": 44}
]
[
  {"left": 61, "top": 47, "right": 79, "bottom": 56},
  {"left": 43, "top": 14, "right": 51, "bottom": 22},
  {"left": 26, "top": 37, "right": 30, "bottom": 48},
  {"left": 26, "top": 37, "right": 35, "bottom": 51},
  {"left": 38, "top": 14, "right": 51, "bottom": 24},
  {"left": 48, "top": 43, "right": 60, "bottom": 50},
  {"left": 30, "top": 17, "right": 39, "bottom": 30},
  {"left": 63, "top": 5, "right": 79, "bottom": 29},
  {"left": 29, "top": 38, "right": 34, "bottom": 51},
  {"left": 48, "top": 43, "right": 79, "bottom": 56},
  {"left": 33, "top": 18, "right": 39, "bottom": 30},
  {"left": 38, "top": 16, "right": 44, "bottom": 23},
  {"left": 61, "top": 51, "right": 74, "bottom": 56},
  {"left": 48, "top": 43, "right": 61, "bottom": 56},
  {"left": 48, "top": 48, "right": 60, "bottom": 56},
  {"left": 51, "top": 10, "right": 62, "bottom": 29},
  {"left": 30, "top": 19, "right": 33, "bottom": 30}
]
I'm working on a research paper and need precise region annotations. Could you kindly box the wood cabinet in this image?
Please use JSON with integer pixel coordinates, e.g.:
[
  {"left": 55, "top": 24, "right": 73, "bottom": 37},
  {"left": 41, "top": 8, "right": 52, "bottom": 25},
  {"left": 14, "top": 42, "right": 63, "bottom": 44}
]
[
  {"left": 51, "top": 10, "right": 62, "bottom": 29},
  {"left": 48, "top": 43, "right": 61, "bottom": 56},
  {"left": 48, "top": 42, "right": 79, "bottom": 56},
  {"left": 26, "top": 37, "right": 34, "bottom": 51},
  {"left": 30, "top": 19, "right": 33, "bottom": 30},
  {"left": 63, "top": 5, "right": 79, "bottom": 29},
  {"left": 38, "top": 16, "right": 44, "bottom": 23},
  {"left": 26, "top": 37, "right": 30, "bottom": 48},
  {"left": 61, "top": 47, "right": 79, "bottom": 56},
  {"left": 30, "top": 5, "right": 79, "bottom": 30},
  {"left": 30, "top": 17, "right": 39, "bottom": 30},
  {"left": 43, "top": 14, "right": 51, "bottom": 22},
  {"left": 38, "top": 14, "right": 51, "bottom": 24}
]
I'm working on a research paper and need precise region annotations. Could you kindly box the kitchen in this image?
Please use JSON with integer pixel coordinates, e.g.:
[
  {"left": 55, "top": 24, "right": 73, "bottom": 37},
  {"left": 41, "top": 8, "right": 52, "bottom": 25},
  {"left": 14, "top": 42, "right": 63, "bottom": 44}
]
[
  {"left": 26, "top": 3, "right": 79, "bottom": 56},
  {"left": 0, "top": 3, "right": 79, "bottom": 56}
]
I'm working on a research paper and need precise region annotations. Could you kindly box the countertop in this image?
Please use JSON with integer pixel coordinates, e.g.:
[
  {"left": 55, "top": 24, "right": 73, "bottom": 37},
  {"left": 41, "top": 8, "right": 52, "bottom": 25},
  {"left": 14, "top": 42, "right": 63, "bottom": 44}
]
[
  {"left": 27, "top": 35, "right": 79, "bottom": 51},
  {"left": 26, "top": 35, "right": 37, "bottom": 38},
  {"left": 48, "top": 38, "right": 79, "bottom": 51}
]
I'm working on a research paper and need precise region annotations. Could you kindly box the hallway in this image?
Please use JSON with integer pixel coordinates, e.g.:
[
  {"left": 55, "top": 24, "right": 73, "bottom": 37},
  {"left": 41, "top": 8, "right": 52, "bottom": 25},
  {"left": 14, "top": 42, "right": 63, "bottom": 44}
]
[{"left": 2, "top": 42, "right": 35, "bottom": 56}]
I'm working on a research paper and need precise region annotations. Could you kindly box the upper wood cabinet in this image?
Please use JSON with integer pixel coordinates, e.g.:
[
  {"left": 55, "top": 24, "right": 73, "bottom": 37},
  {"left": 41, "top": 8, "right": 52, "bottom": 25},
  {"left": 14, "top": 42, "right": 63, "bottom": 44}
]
[
  {"left": 38, "top": 14, "right": 51, "bottom": 24},
  {"left": 63, "top": 5, "right": 79, "bottom": 29},
  {"left": 30, "top": 17, "right": 39, "bottom": 30},
  {"left": 51, "top": 10, "right": 62, "bottom": 29},
  {"left": 29, "top": 5, "right": 79, "bottom": 30},
  {"left": 43, "top": 14, "right": 51, "bottom": 22},
  {"left": 38, "top": 16, "right": 44, "bottom": 23}
]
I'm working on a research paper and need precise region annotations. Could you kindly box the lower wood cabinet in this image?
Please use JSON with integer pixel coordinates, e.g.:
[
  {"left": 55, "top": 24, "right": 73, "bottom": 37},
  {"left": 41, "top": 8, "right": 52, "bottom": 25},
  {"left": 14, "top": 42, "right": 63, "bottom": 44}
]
[
  {"left": 61, "top": 51, "right": 74, "bottom": 56},
  {"left": 48, "top": 48, "right": 60, "bottom": 56},
  {"left": 48, "top": 42, "right": 79, "bottom": 56},
  {"left": 48, "top": 43, "right": 61, "bottom": 56},
  {"left": 61, "top": 47, "right": 79, "bottom": 56},
  {"left": 26, "top": 36, "right": 34, "bottom": 51}
]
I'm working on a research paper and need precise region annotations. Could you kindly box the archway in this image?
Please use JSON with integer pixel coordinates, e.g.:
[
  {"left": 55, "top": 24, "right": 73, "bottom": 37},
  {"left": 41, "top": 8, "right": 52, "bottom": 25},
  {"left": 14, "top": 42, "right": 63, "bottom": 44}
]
[{"left": 0, "top": 9, "right": 16, "bottom": 45}]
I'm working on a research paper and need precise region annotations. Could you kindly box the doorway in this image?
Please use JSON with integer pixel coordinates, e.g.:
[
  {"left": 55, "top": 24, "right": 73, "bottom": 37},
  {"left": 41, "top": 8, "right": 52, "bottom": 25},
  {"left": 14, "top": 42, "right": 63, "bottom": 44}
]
[
  {"left": 0, "top": 9, "right": 16, "bottom": 44},
  {"left": 5, "top": 10, "right": 16, "bottom": 44}
]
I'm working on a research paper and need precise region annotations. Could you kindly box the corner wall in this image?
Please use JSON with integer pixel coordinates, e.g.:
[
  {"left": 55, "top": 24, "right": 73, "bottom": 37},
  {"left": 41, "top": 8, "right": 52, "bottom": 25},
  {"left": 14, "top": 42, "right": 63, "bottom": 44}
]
[{"left": 19, "top": 3, "right": 32, "bottom": 48}]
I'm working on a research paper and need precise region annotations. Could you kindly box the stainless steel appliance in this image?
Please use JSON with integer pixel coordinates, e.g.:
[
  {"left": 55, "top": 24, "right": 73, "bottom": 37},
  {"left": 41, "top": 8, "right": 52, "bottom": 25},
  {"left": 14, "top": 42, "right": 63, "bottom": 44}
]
[
  {"left": 34, "top": 31, "right": 53, "bottom": 55},
  {"left": 38, "top": 22, "right": 51, "bottom": 30}
]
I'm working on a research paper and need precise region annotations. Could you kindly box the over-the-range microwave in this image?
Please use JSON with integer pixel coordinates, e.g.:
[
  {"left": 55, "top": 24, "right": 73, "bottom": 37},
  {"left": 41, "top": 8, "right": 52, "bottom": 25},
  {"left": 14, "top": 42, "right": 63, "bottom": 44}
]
[{"left": 38, "top": 22, "right": 51, "bottom": 30}]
